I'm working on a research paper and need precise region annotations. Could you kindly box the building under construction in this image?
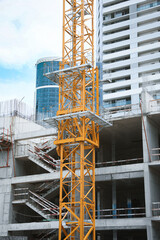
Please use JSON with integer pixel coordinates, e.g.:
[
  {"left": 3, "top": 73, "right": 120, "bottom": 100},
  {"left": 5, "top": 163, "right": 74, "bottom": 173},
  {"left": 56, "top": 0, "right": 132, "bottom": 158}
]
[
  {"left": 1, "top": 0, "right": 160, "bottom": 239},
  {"left": 0, "top": 91, "right": 160, "bottom": 240}
]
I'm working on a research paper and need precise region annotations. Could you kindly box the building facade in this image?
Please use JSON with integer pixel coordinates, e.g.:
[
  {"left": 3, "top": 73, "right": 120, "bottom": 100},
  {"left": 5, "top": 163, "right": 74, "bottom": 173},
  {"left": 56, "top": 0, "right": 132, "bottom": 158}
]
[
  {"left": 97, "top": 0, "right": 160, "bottom": 110},
  {"left": 0, "top": 92, "right": 160, "bottom": 240},
  {"left": 35, "top": 58, "right": 59, "bottom": 120},
  {"left": 1, "top": 1, "right": 160, "bottom": 239}
]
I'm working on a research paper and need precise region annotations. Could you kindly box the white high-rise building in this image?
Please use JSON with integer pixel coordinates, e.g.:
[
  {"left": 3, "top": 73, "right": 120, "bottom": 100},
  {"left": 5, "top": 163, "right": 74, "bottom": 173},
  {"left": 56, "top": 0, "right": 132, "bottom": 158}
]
[{"left": 97, "top": 0, "right": 160, "bottom": 110}]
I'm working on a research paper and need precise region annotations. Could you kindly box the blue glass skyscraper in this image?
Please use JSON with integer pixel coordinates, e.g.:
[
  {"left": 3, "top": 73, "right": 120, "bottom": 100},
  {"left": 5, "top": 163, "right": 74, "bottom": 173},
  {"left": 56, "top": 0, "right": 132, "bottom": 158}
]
[{"left": 35, "top": 58, "right": 59, "bottom": 120}]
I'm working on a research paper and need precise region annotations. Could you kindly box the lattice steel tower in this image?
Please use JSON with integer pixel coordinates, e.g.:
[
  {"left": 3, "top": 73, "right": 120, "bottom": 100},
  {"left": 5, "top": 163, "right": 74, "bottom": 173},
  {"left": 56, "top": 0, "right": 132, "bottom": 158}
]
[{"left": 45, "top": 0, "right": 110, "bottom": 239}]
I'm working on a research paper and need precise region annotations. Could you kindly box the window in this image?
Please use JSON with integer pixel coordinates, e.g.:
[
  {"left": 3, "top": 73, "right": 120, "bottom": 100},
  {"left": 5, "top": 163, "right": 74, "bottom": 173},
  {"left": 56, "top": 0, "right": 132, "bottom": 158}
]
[{"left": 137, "top": 1, "right": 160, "bottom": 11}]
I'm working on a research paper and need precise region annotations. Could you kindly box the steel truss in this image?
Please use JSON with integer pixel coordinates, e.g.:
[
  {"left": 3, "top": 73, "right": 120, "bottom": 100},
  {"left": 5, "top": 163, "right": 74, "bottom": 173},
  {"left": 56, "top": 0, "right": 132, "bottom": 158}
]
[{"left": 45, "top": 0, "right": 107, "bottom": 239}]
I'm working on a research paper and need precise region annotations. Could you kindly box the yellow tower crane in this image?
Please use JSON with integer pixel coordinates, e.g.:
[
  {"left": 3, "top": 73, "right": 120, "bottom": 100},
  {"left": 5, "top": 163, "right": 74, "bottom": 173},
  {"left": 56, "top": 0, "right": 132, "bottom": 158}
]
[{"left": 45, "top": 0, "right": 111, "bottom": 239}]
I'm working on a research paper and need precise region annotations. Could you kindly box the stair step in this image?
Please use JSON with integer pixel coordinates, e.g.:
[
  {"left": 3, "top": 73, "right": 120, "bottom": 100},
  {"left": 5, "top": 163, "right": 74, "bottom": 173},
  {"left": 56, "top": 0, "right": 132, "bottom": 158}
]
[
  {"left": 13, "top": 189, "right": 59, "bottom": 221},
  {"left": 28, "top": 156, "right": 55, "bottom": 173},
  {"left": 12, "top": 199, "right": 27, "bottom": 204},
  {"left": 42, "top": 185, "right": 60, "bottom": 198},
  {"left": 26, "top": 202, "right": 49, "bottom": 220}
]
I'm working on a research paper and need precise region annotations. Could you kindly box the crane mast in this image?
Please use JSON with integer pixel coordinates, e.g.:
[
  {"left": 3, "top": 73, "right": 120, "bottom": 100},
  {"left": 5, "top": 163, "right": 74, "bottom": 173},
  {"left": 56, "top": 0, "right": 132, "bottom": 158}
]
[{"left": 55, "top": 0, "right": 99, "bottom": 239}]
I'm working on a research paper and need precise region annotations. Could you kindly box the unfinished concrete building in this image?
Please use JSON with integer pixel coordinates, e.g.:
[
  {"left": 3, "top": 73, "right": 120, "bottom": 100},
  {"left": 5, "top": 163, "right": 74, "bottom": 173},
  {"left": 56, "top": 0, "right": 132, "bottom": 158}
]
[{"left": 0, "top": 91, "right": 160, "bottom": 240}]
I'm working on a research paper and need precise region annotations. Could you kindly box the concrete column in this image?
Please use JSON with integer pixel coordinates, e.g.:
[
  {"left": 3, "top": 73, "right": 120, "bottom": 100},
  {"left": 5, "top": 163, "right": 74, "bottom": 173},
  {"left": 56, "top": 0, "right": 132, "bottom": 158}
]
[
  {"left": 113, "top": 230, "right": 117, "bottom": 240},
  {"left": 0, "top": 181, "right": 12, "bottom": 236},
  {"left": 112, "top": 180, "right": 117, "bottom": 240},
  {"left": 147, "top": 223, "right": 153, "bottom": 240},
  {"left": 127, "top": 197, "right": 132, "bottom": 218},
  {"left": 142, "top": 116, "right": 152, "bottom": 218},
  {"left": 142, "top": 116, "right": 150, "bottom": 163},
  {"left": 97, "top": 232, "right": 101, "bottom": 240},
  {"left": 97, "top": 188, "right": 101, "bottom": 219},
  {"left": 142, "top": 116, "right": 153, "bottom": 240},
  {"left": 112, "top": 132, "right": 115, "bottom": 162},
  {"left": 144, "top": 164, "right": 152, "bottom": 218},
  {"left": 112, "top": 181, "right": 116, "bottom": 218},
  {"left": 112, "top": 132, "right": 117, "bottom": 240}
]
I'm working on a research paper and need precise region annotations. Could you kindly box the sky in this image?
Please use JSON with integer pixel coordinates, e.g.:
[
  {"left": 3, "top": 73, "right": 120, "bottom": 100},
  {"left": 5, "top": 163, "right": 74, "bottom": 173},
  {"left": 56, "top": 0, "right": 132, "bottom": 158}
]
[{"left": 0, "top": 0, "right": 63, "bottom": 106}]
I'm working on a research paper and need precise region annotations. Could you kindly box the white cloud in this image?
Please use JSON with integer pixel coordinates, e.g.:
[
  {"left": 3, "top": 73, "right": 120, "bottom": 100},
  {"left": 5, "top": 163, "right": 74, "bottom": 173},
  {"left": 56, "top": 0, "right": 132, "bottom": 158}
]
[
  {"left": 0, "top": 79, "right": 35, "bottom": 106},
  {"left": 0, "top": 0, "right": 63, "bottom": 68},
  {"left": 0, "top": 0, "right": 97, "bottom": 107}
]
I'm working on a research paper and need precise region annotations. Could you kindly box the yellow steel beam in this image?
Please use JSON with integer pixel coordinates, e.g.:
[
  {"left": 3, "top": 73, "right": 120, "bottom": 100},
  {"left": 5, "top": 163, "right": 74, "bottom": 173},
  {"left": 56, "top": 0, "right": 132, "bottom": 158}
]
[{"left": 56, "top": 0, "right": 99, "bottom": 239}]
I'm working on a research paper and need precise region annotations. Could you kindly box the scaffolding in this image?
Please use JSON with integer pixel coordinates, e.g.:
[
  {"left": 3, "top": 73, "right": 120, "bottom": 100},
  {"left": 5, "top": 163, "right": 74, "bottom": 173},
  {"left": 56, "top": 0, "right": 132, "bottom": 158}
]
[
  {"left": 0, "top": 99, "right": 34, "bottom": 120},
  {"left": 0, "top": 128, "right": 12, "bottom": 168}
]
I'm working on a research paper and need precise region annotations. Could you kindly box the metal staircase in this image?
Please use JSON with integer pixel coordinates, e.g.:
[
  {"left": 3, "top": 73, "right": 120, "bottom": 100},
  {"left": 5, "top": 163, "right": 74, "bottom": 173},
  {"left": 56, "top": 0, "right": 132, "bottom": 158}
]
[
  {"left": 28, "top": 145, "right": 58, "bottom": 173},
  {"left": 36, "top": 180, "right": 60, "bottom": 198},
  {"left": 27, "top": 190, "right": 59, "bottom": 219},
  {"left": 13, "top": 188, "right": 60, "bottom": 220},
  {"left": 36, "top": 139, "right": 56, "bottom": 155},
  {"left": 16, "top": 139, "right": 60, "bottom": 173},
  {"left": 38, "top": 229, "right": 58, "bottom": 240}
]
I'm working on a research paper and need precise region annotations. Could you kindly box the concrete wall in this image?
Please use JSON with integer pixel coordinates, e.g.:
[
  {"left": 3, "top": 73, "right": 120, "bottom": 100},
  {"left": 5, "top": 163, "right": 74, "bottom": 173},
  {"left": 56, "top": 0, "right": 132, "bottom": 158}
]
[
  {"left": 0, "top": 180, "right": 12, "bottom": 236},
  {"left": 0, "top": 116, "right": 45, "bottom": 136},
  {"left": 150, "top": 168, "right": 160, "bottom": 203}
]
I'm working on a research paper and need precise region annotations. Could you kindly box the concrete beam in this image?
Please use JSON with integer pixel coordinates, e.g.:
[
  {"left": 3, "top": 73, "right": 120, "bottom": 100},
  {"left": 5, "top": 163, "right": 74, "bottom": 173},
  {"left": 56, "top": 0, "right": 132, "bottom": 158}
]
[
  {"left": 8, "top": 218, "right": 148, "bottom": 232},
  {"left": 15, "top": 128, "right": 57, "bottom": 141},
  {"left": 96, "top": 171, "right": 144, "bottom": 182},
  {"left": 11, "top": 172, "right": 60, "bottom": 184},
  {"left": 12, "top": 164, "right": 144, "bottom": 184},
  {"left": 96, "top": 164, "right": 144, "bottom": 175},
  {"left": 95, "top": 163, "right": 144, "bottom": 181},
  {"left": 95, "top": 218, "right": 147, "bottom": 230},
  {"left": 8, "top": 221, "right": 59, "bottom": 231},
  {"left": 152, "top": 217, "right": 160, "bottom": 222}
]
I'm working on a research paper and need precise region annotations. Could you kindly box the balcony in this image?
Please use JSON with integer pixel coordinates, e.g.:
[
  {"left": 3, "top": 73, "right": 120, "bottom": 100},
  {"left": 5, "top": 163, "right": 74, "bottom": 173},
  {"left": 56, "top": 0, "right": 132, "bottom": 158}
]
[
  {"left": 102, "top": 103, "right": 141, "bottom": 120},
  {"left": 137, "top": 1, "right": 160, "bottom": 12},
  {"left": 96, "top": 157, "right": 143, "bottom": 168},
  {"left": 152, "top": 202, "right": 160, "bottom": 217},
  {"left": 96, "top": 207, "right": 145, "bottom": 219}
]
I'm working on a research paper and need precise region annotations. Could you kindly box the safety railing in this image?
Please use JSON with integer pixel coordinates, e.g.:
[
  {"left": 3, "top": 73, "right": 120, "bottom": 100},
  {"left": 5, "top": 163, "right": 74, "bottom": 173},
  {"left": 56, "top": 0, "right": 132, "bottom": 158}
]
[
  {"left": 29, "top": 190, "right": 59, "bottom": 218},
  {"left": 36, "top": 138, "right": 56, "bottom": 153},
  {"left": 28, "top": 145, "right": 60, "bottom": 170},
  {"left": 96, "top": 207, "right": 145, "bottom": 219},
  {"left": 14, "top": 188, "right": 29, "bottom": 201},
  {"left": 36, "top": 180, "right": 60, "bottom": 194},
  {"left": 151, "top": 148, "right": 160, "bottom": 162},
  {"left": 13, "top": 188, "right": 60, "bottom": 218},
  {"left": 96, "top": 157, "right": 143, "bottom": 168},
  {"left": 152, "top": 202, "right": 160, "bottom": 217},
  {"left": 101, "top": 103, "right": 141, "bottom": 121},
  {"left": 15, "top": 142, "right": 60, "bottom": 170},
  {"left": 0, "top": 127, "right": 11, "bottom": 146},
  {"left": 38, "top": 229, "right": 57, "bottom": 240}
]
